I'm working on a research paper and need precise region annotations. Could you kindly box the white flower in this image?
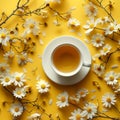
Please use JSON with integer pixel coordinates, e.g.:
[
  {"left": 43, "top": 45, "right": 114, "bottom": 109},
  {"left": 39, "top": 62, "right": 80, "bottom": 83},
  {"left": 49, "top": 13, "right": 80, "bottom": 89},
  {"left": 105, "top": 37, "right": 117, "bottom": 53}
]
[
  {"left": 9, "top": 102, "right": 24, "bottom": 117},
  {"left": 0, "top": 63, "right": 10, "bottom": 75},
  {"left": 13, "top": 87, "right": 27, "bottom": 99},
  {"left": 104, "top": 71, "right": 119, "bottom": 86},
  {"left": 82, "top": 102, "right": 97, "bottom": 119},
  {"left": 69, "top": 109, "right": 85, "bottom": 120},
  {"left": 23, "top": 19, "right": 40, "bottom": 36},
  {"left": 76, "top": 88, "right": 89, "bottom": 99},
  {"left": 3, "top": 50, "right": 15, "bottom": 63},
  {"left": 93, "top": 64, "right": 105, "bottom": 77},
  {"left": 36, "top": 80, "right": 50, "bottom": 94},
  {"left": 105, "top": 22, "right": 120, "bottom": 35},
  {"left": 112, "top": 83, "right": 120, "bottom": 93},
  {"left": 100, "top": 44, "right": 112, "bottom": 56},
  {"left": 96, "top": 16, "right": 110, "bottom": 25},
  {"left": 67, "top": 18, "right": 80, "bottom": 28},
  {"left": 91, "top": 33, "right": 105, "bottom": 47},
  {"left": 83, "top": 18, "right": 97, "bottom": 35},
  {"left": 0, "top": 28, "right": 10, "bottom": 46},
  {"left": 27, "top": 113, "right": 41, "bottom": 120},
  {"left": 12, "top": 72, "right": 26, "bottom": 87},
  {"left": 0, "top": 74, "right": 13, "bottom": 86},
  {"left": 84, "top": 2, "right": 98, "bottom": 18},
  {"left": 102, "top": 93, "right": 116, "bottom": 108},
  {"left": 56, "top": 91, "right": 69, "bottom": 108},
  {"left": 17, "top": 52, "right": 32, "bottom": 66}
]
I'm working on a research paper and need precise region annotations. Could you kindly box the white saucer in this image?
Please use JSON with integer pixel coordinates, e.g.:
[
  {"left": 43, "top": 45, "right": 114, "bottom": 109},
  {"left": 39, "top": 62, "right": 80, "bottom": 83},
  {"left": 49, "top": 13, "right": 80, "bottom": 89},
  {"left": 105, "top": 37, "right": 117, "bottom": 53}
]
[{"left": 42, "top": 36, "right": 91, "bottom": 85}]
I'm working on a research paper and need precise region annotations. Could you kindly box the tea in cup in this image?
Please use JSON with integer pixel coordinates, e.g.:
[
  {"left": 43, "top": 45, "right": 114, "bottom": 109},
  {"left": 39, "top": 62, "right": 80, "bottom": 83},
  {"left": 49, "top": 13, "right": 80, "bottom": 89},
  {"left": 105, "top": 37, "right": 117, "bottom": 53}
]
[{"left": 51, "top": 43, "right": 84, "bottom": 77}]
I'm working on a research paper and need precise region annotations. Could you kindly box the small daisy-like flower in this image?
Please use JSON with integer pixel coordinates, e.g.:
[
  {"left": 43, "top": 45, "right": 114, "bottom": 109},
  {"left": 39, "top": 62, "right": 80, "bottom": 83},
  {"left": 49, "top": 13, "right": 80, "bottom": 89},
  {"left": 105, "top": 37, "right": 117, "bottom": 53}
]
[
  {"left": 100, "top": 44, "right": 112, "bottom": 56},
  {"left": 13, "top": 87, "right": 27, "bottom": 99},
  {"left": 0, "top": 28, "right": 10, "bottom": 46},
  {"left": 69, "top": 109, "right": 85, "bottom": 120},
  {"left": 67, "top": 18, "right": 80, "bottom": 28},
  {"left": 0, "top": 63, "right": 10, "bottom": 75},
  {"left": 17, "top": 52, "right": 32, "bottom": 66},
  {"left": 85, "top": 2, "right": 98, "bottom": 18},
  {"left": 9, "top": 102, "right": 24, "bottom": 117},
  {"left": 83, "top": 18, "right": 97, "bottom": 35},
  {"left": 4, "top": 50, "right": 15, "bottom": 63},
  {"left": 27, "top": 113, "right": 41, "bottom": 120},
  {"left": 93, "top": 64, "right": 105, "bottom": 77},
  {"left": 76, "top": 88, "right": 89, "bottom": 99},
  {"left": 0, "top": 74, "right": 13, "bottom": 86},
  {"left": 105, "top": 22, "right": 120, "bottom": 35},
  {"left": 36, "top": 80, "right": 50, "bottom": 94},
  {"left": 91, "top": 33, "right": 105, "bottom": 47},
  {"left": 104, "top": 71, "right": 119, "bottom": 86},
  {"left": 23, "top": 19, "right": 40, "bottom": 36},
  {"left": 12, "top": 72, "right": 26, "bottom": 87},
  {"left": 82, "top": 102, "right": 97, "bottom": 119},
  {"left": 102, "top": 93, "right": 116, "bottom": 108},
  {"left": 96, "top": 16, "right": 110, "bottom": 25},
  {"left": 56, "top": 91, "right": 69, "bottom": 108}
]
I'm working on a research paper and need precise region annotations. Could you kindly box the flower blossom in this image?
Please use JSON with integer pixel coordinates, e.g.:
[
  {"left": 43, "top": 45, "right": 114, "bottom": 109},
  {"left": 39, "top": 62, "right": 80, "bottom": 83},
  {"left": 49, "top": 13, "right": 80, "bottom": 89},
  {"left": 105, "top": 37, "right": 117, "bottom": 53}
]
[
  {"left": 0, "top": 28, "right": 10, "bottom": 46},
  {"left": 102, "top": 93, "right": 116, "bottom": 108},
  {"left": 13, "top": 87, "right": 27, "bottom": 99},
  {"left": 56, "top": 91, "right": 69, "bottom": 108},
  {"left": 9, "top": 102, "right": 24, "bottom": 117},
  {"left": 12, "top": 72, "right": 26, "bottom": 87},
  {"left": 23, "top": 19, "right": 40, "bottom": 36},
  {"left": 83, "top": 18, "right": 98, "bottom": 35},
  {"left": 100, "top": 44, "right": 112, "bottom": 56},
  {"left": 67, "top": 18, "right": 80, "bottom": 28},
  {"left": 104, "top": 71, "right": 119, "bottom": 86},
  {"left": 93, "top": 64, "right": 105, "bottom": 77},
  {"left": 69, "top": 109, "right": 86, "bottom": 120},
  {"left": 105, "top": 22, "right": 120, "bottom": 35},
  {"left": 91, "top": 33, "right": 105, "bottom": 47},
  {"left": 36, "top": 79, "right": 50, "bottom": 94},
  {"left": 84, "top": 2, "right": 98, "bottom": 18},
  {"left": 82, "top": 102, "right": 97, "bottom": 119}
]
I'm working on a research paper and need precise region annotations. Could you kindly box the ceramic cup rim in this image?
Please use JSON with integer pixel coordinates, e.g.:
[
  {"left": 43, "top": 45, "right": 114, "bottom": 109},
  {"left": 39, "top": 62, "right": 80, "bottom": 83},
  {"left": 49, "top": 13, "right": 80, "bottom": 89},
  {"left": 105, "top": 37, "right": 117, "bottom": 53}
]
[{"left": 50, "top": 43, "right": 83, "bottom": 77}]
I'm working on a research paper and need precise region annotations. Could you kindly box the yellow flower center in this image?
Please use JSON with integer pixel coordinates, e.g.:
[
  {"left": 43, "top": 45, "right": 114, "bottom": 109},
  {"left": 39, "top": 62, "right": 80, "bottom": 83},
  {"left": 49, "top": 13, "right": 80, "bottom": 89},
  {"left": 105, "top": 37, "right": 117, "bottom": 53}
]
[
  {"left": 41, "top": 84, "right": 46, "bottom": 89},
  {"left": 96, "top": 38, "right": 101, "bottom": 43},
  {"left": 29, "top": 24, "right": 35, "bottom": 29},
  {"left": 106, "top": 97, "right": 111, "bottom": 103},
  {"left": 87, "top": 108, "right": 92, "bottom": 113},
  {"left": 16, "top": 77, "right": 21, "bottom": 82},
  {"left": 20, "top": 56, "right": 26, "bottom": 61},
  {"left": 8, "top": 54, "right": 14, "bottom": 59},
  {"left": 0, "top": 66, "right": 6, "bottom": 72},
  {"left": 0, "top": 33, "right": 6, "bottom": 39},
  {"left": 110, "top": 26, "right": 114, "bottom": 31},
  {"left": 89, "top": 6, "right": 95, "bottom": 13},
  {"left": 90, "top": 23, "right": 94, "bottom": 28},
  {"left": 103, "top": 47, "right": 108, "bottom": 52},
  {"left": 80, "top": 91, "right": 84, "bottom": 96},
  {"left": 76, "top": 114, "right": 81, "bottom": 120},
  {"left": 15, "top": 107, "right": 19, "bottom": 112},
  {"left": 17, "top": 90, "right": 22, "bottom": 95},
  {"left": 109, "top": 75, "right": 114, "bottom": 81},
  {"left": 61, "top": 96, "right": 66, "bottom": 102},
  {"left": 5, "top": 77, "right": 10, "bottom": 82}
]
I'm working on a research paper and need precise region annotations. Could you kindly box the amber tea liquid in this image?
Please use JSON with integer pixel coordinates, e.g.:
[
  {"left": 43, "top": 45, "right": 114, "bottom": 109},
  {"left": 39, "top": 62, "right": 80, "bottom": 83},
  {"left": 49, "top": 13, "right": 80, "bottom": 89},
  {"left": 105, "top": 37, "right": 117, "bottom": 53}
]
[{"left": 52, "top": 44, "right": 81, "bottom": 73}]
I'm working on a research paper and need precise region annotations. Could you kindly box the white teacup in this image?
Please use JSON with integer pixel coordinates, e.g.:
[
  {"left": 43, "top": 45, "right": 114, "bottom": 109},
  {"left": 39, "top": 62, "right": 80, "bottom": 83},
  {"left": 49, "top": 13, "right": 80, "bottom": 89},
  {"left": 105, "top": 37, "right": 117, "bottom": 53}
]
[{"left": 50, "top": 43, "right": 89, "bottom": 77}]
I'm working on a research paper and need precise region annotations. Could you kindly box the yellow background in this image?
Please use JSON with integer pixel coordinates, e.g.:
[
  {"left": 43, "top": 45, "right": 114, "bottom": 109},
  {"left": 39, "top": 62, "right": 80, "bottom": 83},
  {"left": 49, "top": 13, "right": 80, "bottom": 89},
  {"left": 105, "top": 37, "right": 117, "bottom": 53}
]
[{"left": 0, "top": 0, "right": 120, "bottom": 119}]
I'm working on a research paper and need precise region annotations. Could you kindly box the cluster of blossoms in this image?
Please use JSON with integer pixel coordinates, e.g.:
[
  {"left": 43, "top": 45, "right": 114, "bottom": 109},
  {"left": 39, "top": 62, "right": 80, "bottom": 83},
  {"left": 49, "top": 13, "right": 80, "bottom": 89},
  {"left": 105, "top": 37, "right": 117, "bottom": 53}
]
[{"left": 56, "top": 88, "right": 118, "bottom": 120}]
